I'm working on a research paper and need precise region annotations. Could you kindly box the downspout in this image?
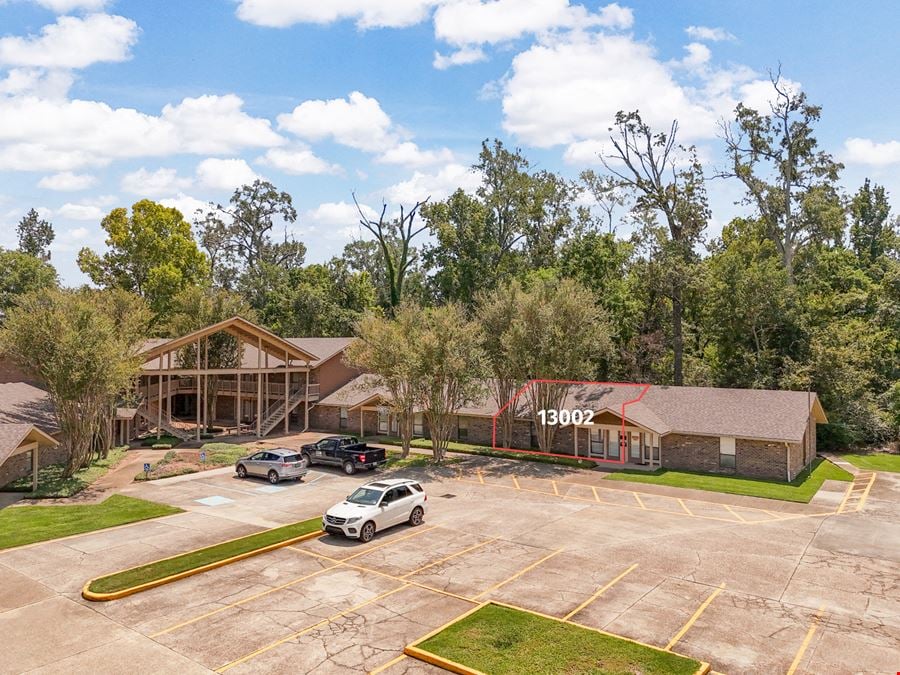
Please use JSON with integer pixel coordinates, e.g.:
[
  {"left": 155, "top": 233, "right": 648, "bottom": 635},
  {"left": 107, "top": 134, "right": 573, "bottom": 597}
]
[{"left": 785, "top": 442, "right": 791, "bottom": 482}]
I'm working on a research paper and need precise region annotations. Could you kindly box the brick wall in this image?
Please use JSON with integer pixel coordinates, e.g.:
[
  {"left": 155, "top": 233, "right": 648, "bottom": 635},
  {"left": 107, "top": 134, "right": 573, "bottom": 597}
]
[
  {"left": 0, "top": 444, "right": 68, "bottom": 488},
  {"left": 660, "top": 433, "right": 805, "bottom": 480}
]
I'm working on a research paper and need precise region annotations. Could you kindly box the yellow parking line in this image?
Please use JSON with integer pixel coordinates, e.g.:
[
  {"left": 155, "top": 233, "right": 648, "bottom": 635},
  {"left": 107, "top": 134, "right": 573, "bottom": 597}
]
[
  {"left": 786, "top": 605, "right": 825, "bottom": 675},
  {"left": 591, "top": 485, "right": 600, "bottom": 502},
  {"left": 216, "top": 585, "right": 409, "bottom": 672},
  {"left": 368, "top": 653, "right": 407, "bottom": 675},
  {"left": 512, "top": 476, "right": 520, "bottom": 490},
  {"left": 473, "top": 549, "right": 563, "bottom": 600},
  {"left": 149, "top": 563, "right": 341, "bottom": 638},
  {"left": 855, "top": 473, "right": 877, "bottom": 511},
  {"left": 665, "top": 583, "right": 725, "bottom": 651},
  {"left": 677, "top": 499, "right": 693, "bottom": 516},
  {"left": 724, "top": 504, "right": 747, "bottom": 522},
  {"left": 563, "top": 563, "right": 638, "bottom": 620},
  {"left": 633, "top": 492, "right": 647, "bottom": 509},
  {"left": 477, "top": 469, "right": 485, "bottom": 484},
  {"left": 151, "top": 525, "right": 438, "bottom": 638},
  {"left": 551, "top": 480, "right": 559, "bottom": 496},
  {"left": 401, "top": 538, "right": 497, "bottom": 578}
]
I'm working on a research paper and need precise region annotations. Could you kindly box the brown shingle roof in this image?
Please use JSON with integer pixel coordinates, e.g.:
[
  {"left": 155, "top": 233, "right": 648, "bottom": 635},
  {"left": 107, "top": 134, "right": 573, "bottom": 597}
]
[
  {"left": 0, "top": 423, "right": 58, "bottom": 469},
  {"left": 317, "top": 376, "right": 825, "bottom": 443},
  {"left": 0, "top": 382, "right": 57, "bottom": 432}
]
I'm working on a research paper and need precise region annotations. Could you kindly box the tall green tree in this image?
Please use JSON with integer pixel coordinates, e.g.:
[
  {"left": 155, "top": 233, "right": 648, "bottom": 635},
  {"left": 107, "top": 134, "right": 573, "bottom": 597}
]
[
  {"left": 17, "top": 209, "right": 54, "bottom": 261},
  {"left": 0, "top": 288, "right": 149, "bottom": 475},
  {"left": 77, "top": 200, "right": 209, "bottom": 318},
  {"left": 0, "top": 249, "right": 57, "bottom": 318},
  {"left": 197, "top": 180, "right": 305, "bottom": 307},
  {"left": 603, "top": 111, "right": 709, "bottom": 385},
  {"left": 721, "top": 75, "right": 843, "bottom": 278},
  {"left": 849, "top": 179, "right": 896, "bottom": 265}
]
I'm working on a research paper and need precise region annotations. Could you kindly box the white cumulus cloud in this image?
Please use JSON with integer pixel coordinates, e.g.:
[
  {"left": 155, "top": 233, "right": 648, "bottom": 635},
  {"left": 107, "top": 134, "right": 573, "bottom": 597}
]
[
  {"left": 196, "top": 158, "right": 260, "bottom": 191},
  {"left": 37, "top": 171, "right": 95, "bottom": 190},
  {"left": 384, "top": 162, "right": 480, "bottom": 204},
  {"left": 0, "top": 14, "right": 138, "bottom": 69},
  {"left": 235, "top": 0, "right": 439, "bottom": 29},
  {"left": 160, "top": 193, "right": 209, "bottom": 220},
  {"left": 685, "top": 25, "right": 736, "bottom": 42},
  {"left": 843, "top": 137, "right": 900, "bottom": 167},
  {"left": 258, "top": 146, "right": 342, "bottom": 175},
  {"left": 120, "top": 167, "right": 193, "bottom": 196},
  {"left": 433, "top": 46, "right": 486, "bottom": 70},
  {"left": 277, "top": 91, "right": 398, "bottom": 152},
  {"left": 57, "top": 202, "right": 104, "bottom": 220},
  {"left": 376, "top": 141, "right": 454, "bottom": 168},
  {"left": 32, "top": 0, "right": 109, "bottom": 11}
]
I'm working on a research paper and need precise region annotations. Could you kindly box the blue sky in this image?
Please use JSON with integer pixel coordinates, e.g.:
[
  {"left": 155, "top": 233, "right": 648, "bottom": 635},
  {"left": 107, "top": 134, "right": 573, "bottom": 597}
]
[{"left": 1, "top": 0, "right": 899, "bottom": 285}]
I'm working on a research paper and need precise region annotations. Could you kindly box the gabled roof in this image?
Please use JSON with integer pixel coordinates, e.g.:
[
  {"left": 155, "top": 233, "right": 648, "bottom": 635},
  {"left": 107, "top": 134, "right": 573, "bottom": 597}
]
[
  {"left": 139, "top": 316, "right": 319, "bottom": 364},
  {"left": 317, "top": 375, "right": 826, "bottom": 444},
  {"left": 0, "top": 423, "right": 58, "bottom": 468},
  {"left": 0, "top": 381, "right": 57, "bottom": 432}
]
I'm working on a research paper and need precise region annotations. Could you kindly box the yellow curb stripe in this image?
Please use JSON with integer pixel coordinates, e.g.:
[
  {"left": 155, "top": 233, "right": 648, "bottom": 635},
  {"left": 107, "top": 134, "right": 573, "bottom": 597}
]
[
  {"left": 563, "top": 563, "right": 638, "bottom": 620},
  {"left": 82, "top": 529, "right": 324, "bottom": 602},
  {"left": 665, "top": 583, "right": 725, "bottom": 651},
  {"left": 855, "top": 473, "right": 877, "bottom": 512},
  {"left": 368, "top": 653, "right": 408, "bottom": 675},
  {"left": 473, "top": 549, "right": 563, "bottom": 599},
  {"left": 216, "top": 584, "right": 409, "bottom": 672},
  {"left": 786, "top": 605, "right": 825, "bottom": 675}
]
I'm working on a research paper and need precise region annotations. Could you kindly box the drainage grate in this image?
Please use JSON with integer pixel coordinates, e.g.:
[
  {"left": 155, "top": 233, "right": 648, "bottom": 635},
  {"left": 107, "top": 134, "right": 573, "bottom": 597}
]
[{"left": 438, "top": 493, "right": 457, "bottom": 499}]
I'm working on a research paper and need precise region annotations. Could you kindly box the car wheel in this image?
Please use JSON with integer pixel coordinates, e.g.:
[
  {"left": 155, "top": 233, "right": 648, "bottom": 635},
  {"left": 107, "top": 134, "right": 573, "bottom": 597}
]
[
  {"left": 408, "top": 506, "right": 424, "bottom": 526},
  {"left": 343, "top": 461, "right": 356, "bottom": 475},
  {"left": 360, "top": 521, "right": 376, "bottom": 543},
  {"left": 301, "top": 453, "right": 311, "bottom": 467},
  {"left": 236, "top": 465, "right": 247, "bottom": 478},
  {"left": 267, "top": 470, "right": 279, "bottom": 484}
]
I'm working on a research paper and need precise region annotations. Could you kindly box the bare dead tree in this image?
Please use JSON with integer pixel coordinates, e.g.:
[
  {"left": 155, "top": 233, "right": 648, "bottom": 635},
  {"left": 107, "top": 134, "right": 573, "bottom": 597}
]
[{"left": 353, "top": 193, "right": 429, "bottom": 310}]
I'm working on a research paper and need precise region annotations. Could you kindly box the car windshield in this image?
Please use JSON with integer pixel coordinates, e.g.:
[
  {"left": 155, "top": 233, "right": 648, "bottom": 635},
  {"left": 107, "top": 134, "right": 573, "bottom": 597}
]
[{"left": 346, "top": 487, "right": 383, "bottom": 505}]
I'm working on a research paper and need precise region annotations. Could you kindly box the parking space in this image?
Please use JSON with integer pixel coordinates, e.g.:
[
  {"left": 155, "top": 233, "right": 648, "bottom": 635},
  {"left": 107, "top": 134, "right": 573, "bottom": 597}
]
[{"left": 0, "top": 456, "right": 898, "bottom": 673}]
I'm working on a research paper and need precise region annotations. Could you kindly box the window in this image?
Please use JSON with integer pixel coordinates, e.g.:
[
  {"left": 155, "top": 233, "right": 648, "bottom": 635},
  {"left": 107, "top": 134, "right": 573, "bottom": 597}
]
[
  {"left": 719, "top": 436, "right": 736, "bottom": 469},
  {"left": 394, "top": 485, "right": 411, "bottom": 499},
  {"left": 589, "top": 428, "right": 603, "bottom": 457},
  {"left": 413, "top": 412, "right": 424, "bottom": 436},
  {"left": 457, "top": 416, "right": 468, "bottom": 440},
  {"left": 607, "top": 430, "right": 621, "bottom": 459},
  {"left": 339, "top": 407, "right": 348, "bottom": 429},
  {"left": 378, "top": 408, "right": 389, "bottom": 434},
  {"left": 530, "top": 422, "right": 539, "bottom": 448}
]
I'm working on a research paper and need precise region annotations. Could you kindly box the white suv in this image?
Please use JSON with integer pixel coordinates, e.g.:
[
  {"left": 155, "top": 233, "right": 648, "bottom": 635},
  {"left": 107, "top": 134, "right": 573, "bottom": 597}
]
[{"left": 323, "top": 479, "right": 427, "bottom": 543}]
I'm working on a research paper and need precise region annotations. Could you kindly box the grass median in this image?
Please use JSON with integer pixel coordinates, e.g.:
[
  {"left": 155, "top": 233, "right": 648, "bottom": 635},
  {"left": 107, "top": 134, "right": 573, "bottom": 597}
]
[
  {"left": 604, "top": 457, "right": 852, "bottom": 503},
  {"left": 0, "top": 494, "right": 182, "bottom": 549},
  {"left": 414, "top": 603, "right": 701, "bottom": 675},
  {"left": 86, "top": 516, "right": 322, "bottom": 596},
  {"left": 842, "top": 452, "right": 900, "bottom": 472}
]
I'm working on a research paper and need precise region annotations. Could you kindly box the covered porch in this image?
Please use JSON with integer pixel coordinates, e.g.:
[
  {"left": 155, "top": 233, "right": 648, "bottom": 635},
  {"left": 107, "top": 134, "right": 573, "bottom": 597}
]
[
  {"left": 569, "top": 410, "right": 662, "bottom": 468},
  {"left": 0, "top": 424, "right": 60, "bottom": 492}
]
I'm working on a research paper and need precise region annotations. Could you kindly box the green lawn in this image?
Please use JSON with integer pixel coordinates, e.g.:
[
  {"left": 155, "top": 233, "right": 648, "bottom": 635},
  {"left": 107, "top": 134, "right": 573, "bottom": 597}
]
[
  {"left": 86, "top": 517, "right": 321, "bottom": 594},
  {"left": 384, "top": 450, "right": 463, "bottom": 470},
  {"left": 605, "top": 457, "right": 853, "bottom": 503},
  {"left": 1, "top": 446, "right": 129, "bottom": 498},
  {"left": 0, "top": 494, "right": 182, "bottom": 550},
  {"left": 368, "top": 436, "right": 598, "bottom": 470},
  {"left": 416, "top": 603, "right": 700, "bottom": 675},
  {"left": 139, "top": 434, "right": 182, "bottom": 447},
  {"left": 842, "top": 453, "right": 900, "bottom": 472},
  {"left": 134, "top": 442, "right": 252, "bottom": 481}
]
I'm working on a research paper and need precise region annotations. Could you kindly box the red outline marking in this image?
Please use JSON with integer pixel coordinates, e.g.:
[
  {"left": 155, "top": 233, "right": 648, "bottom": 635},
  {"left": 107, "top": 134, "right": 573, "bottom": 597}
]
[{"left": 491, "top": 379, "right": 651, "bottom": 464}]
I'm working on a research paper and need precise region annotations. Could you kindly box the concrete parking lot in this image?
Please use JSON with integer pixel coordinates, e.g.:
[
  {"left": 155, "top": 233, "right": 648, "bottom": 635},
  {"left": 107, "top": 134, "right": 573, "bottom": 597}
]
[{"left": 0, "top": 440, "right": 898, "bottom": 674}]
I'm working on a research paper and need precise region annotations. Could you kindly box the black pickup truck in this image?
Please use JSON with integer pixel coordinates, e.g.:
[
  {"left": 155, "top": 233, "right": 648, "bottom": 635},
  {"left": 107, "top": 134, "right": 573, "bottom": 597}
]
[{"left": 301, "top": 435, "right": 387, "bottom": 475}]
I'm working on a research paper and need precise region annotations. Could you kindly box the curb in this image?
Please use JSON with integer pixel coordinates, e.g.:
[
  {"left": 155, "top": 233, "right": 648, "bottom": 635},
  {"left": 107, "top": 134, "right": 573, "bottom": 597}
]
[
  {"left": 82, "top": 528, "right": 324, "bottom": 602},
  {"left": 402, "top": 601, "right": 710, "bottom": 675}
]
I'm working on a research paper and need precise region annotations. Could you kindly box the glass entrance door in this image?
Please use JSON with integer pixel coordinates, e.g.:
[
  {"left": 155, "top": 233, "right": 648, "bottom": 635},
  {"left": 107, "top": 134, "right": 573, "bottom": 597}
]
[{"left": 629, "top": 432, "right": 641, "bottom": 462}]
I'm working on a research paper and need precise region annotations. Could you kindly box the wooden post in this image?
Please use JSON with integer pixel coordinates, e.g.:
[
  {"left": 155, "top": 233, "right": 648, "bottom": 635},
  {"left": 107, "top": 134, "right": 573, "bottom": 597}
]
[
  {"left": 360, "top": 407, "right": 364, "bottom": 437},
  {"left": 304, "top": 368, "right": 310, "bottom": 431},
  {"left": 236, "top": 337, "right": 242, "bottom": 435},
  {"left": 31, "top": 442, "right": 39, "bottom": 492},
  {"left": 256, "top": 337, "right": 262, "bottom": 437},
  {"left": 157, "top": 355, "right": 162, "bottom": 439},
  {"left": 166, "top": 352, "right": 172, "bottom": 426},
  {"left": 203, "top": 337, "right": 209, "bottom": 433},
  {"left": 284, "top": 349, "right": 289, "bottom": 434},
  {"left": 264, "top": 352, "right": 269, "bottom": 432},
  {"left": 195, "top": 338, "right": 201, "bottom": 441},
  {"left": 574, "top": 427, "right": 579, "bottom": 457}
]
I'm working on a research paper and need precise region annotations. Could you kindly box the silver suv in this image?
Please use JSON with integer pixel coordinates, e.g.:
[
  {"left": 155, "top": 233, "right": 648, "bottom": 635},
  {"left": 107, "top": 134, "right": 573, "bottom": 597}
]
[{"left": 235, "top": 448, "right": 309, "bottom": 484}]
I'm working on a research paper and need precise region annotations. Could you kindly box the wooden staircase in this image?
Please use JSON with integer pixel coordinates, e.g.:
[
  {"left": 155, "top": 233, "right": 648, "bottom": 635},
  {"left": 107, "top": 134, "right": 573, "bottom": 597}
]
[{"left": 136, "top": 401, "right": 192, "bottom": 441}]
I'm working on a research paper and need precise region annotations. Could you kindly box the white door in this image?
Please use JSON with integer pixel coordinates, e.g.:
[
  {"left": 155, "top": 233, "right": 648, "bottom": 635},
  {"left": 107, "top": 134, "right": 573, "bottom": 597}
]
[{"left": 376, "top": 488, "right": 404, "bottom": 528}]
